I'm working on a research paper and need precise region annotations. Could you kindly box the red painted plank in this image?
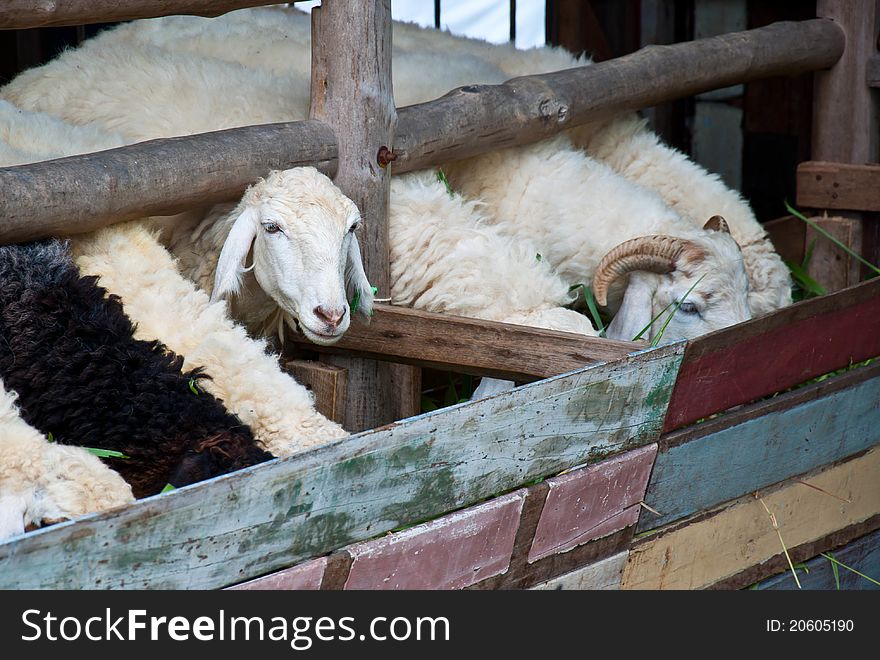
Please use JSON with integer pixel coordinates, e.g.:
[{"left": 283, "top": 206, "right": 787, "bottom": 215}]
[
  {"left": 664, "top": 278, "right": 880, "bottom": 432},
  {"left": 528, "top": 445, "right": 657, "bottom": 563},
  {"left": 344, "top": 491, "right": 526, "bottom": 590},
  {"left": 225, "top": 557, "right": 327, "bottom": 591}
]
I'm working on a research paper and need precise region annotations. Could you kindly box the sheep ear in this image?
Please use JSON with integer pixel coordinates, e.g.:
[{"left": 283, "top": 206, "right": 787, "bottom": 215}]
[
  {"left": 212, "top": 206, "right": 258, "bottom": 302},
  {"left": 703, "top": 215, "right": 730, "bottom": 233},
  {"left": 345, "top": 233, "right": 374, "bottom": 320},
  {"left": 605, "top": 274, "right": 655, "bottom": 342}
]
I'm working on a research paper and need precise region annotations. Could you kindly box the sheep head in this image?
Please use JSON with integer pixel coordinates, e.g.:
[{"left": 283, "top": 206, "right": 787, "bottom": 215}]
[
  {"left": 211, "top": 167, "right": 373, "bottom": 345},
  {"left": 594, "top": 216, "right": 751, "bottom": 343}
]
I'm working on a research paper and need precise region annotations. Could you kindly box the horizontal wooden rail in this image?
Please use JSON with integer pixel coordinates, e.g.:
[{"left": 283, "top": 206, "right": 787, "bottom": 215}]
[
  {"left": 797, "top": 161, "right": 880, "bottom": 212},
  {"left": 289, "top": 304, "right": 640, "bottom": 381},
  {"left": 0, "top": 1, "right": 278, "bottom": 28},
  {"left": 0, "top": 19, "right": 843, "bottom": 243},
  {"left": 663, "top": 277, "right": 880, "bottom": 432}
]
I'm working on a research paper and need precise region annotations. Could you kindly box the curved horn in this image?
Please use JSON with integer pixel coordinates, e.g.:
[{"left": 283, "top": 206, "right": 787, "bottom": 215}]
[
  {"left": 592, "top": 235, "right": 698, "bottom": 307},
  {"left": 703, "top": 215, "right": 730, "bottom": 233}
]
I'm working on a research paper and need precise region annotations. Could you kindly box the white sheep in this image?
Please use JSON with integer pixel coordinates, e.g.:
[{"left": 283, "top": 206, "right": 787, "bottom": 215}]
[
  {"left": 49, "top": 6, "right": 787, "bottom": 317},
  {"left": 0, "top": 109, "right": 349, "bottom": 451},
  {"left": 0, "top": 380, "right": 134, "bottom": 541}
]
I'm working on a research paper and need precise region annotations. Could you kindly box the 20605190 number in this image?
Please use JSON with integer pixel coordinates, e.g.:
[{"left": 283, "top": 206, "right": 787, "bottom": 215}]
[{"left": 789, "top": 620, "right": 854, "bottom": 632}]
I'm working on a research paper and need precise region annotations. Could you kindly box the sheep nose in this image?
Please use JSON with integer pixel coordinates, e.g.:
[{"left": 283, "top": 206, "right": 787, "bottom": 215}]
[{"left": 314, "top": 305, "right": 346, "bottom": 329}]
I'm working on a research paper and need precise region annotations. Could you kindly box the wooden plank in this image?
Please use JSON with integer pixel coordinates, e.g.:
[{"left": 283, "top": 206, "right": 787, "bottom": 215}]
[
  {"left": 764, "top": 214, "right": 806, "bottom": 266},
  {"left": 621, "top": 447, "right": 880, "bottom": 590},
  {"left": 0, "top": 121, "right": 338, "bottom": 243},
  {"left": 643, "top": 362, "right": 880, "bottom": 531},
  {"left": 813, "top": 1, "right": 879, "bottom": 165},
  {"left": 529, "top": 551, "right": 628, "bottom": 590},
  {"left": 225, "top": 557, "right": 327, "bottom": 591},
  {"left": 343, "top": 491, "right": 525, "bottom": 590},
  {"left": 868, "top": 53, "right": 880, "bottom": 88},
  {"left": 528, "top": 445, "right": 656, "bottom": 562},
  {"left": 806, "top": 216, "right": 863, "bottom": 292},
  {"left": 797, "top": 161, "right": 880, "bottom": 213},
  {"left": 0, "top": 344, "right": 684, "bottom": 589},
  {"left": 0, "top": 1, "right": 278, "bottom": 28},
  {"left": 663, "top": 277, "right": 880, "bottom": 432},
  {"left": 309, "top": 0, "right": 407, "bottom": 432},
  {"left": 292, "top": 304, "right": 640, "bottom": 382},
  {"left": 0, "top": 20, "right": 844, "bottom": 244},
  {"left": 753, "top": 528, "right": 880, "bottom": 590},
  {"left": 284, "top": 360, "right": 347, "bottom": 425}
]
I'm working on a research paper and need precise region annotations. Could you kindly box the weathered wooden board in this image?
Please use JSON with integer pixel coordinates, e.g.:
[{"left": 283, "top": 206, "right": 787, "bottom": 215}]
[
  {"left": 643, "top": 362, "right": 880, "bottom": 530},
  {"left": 797, "top": 162, "right": 880, "bottom": 213},
  {"left": 764, "top": 214, "right": 806, "bottom": 266},
  {"left": 294, "top": 304, "right": 639, "bottom": 381},
  {"left": 622, "top": 447, "right": 880, "bottom": 590},
  {"left": 528, "top": 445, "right": 656, "bottom": 562},
  {"left": 226, "top": 557, "right": 327, "bottom": 591},
  {"left": 753, "top": 528, "right": 880, "bottom": 590},
  {"left": 530, "top": 552, "right": 628, "bottom": 591},
  {"left": 344, "top": 491, "right": 525, "bottom": 590},
  {"left": 0, "top": 344, "right": 683, "bottom": 589},
  {"left": 806, "top": 216, "right": 864, "bottom": 292},
  {"left": 284, "top": 360, "right": 347, "bottom": 425},
  {"left": 663, "top": 277, "right": 880, "bottom": 432}
]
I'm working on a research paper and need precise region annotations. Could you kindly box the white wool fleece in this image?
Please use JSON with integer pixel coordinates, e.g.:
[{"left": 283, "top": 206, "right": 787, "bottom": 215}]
[
  {"left": 70, "top": 223, "right": 347, "bottom": 457},
  {"left": 0, "top": 381, "right": 134, "bottom": 541},
  {"left": 389, "top": 171, "right": 597, "bottom": 336}
]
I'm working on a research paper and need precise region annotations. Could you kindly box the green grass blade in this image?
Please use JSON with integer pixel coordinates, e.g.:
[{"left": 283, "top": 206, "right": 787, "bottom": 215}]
[
  {"left": 631, "top": 301, "right": 673, "bottom": 341},
  {"left": 785, "top": 201, "right": 880, "bottom": 277},
  {"left": 161, "top": 483, "right": 176, "bottom": 494},
  {"left": 436, "top": 168, "right": 454, "bottom": 197},
  {"left": 87, "top": 447, "right": 130, "bottom": 460},
  {"left": 820, "top": 552, "right": 880, "bottom": 587},
  {"left": 581, "top": 286, "right": 607, "bottom": 338},
  {"left": 785, "top": 259, "right": 827, "bottom": 297}
]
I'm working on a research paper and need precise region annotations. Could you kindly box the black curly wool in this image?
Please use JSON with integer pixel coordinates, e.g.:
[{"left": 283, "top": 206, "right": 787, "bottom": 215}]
[{"left": 0, "top": 239, "right": 272, "bottom": 498}]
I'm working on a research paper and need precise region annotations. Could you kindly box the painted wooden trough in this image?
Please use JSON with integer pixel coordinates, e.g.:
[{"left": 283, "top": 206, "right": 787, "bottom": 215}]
[
  {"left": 0, "top": 1, "right": 878, "bottom": 589},
  {"left": 0, "top": 276, "right": 878, "bottom": 590}
]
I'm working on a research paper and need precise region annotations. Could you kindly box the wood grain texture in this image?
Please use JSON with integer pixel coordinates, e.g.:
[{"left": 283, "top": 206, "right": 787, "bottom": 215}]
[
  {"left": 528, "top": 445, "right": 656, "bottom": 562},
  {"left": 0, "top": 1, "right": 277, "bottom": 28},
  {"left": 797, "top": 162, "right": 880, "bottom": 213},
  {"left": 812, "top": 1, "right": 880, "bottom": 164},
  {"left": 292, "top": 304, "right": 640, "bottom": 381},
  {"left": 621, "top": 447, "right": 880, "bottom": 590},
  {"left": 0, "top": 345, "right": 683, "bottom": 589},
  {"left": 343, "top": 491, "right": 525, "bottom": 590},
  {"left": 393, "top": 19, "right": 843, "bottom": 173},
  {"left": 663, "top": 277, "right": 880, "bottom": 432},
  {"left": 764, "top": 214, "right": 806, "bottom": 266},
  {"left": 0, "top": 121, "right": 338, "bottom": 243},
  {"left": 284, "top": 360, "right": 347, "bottom": 425},
  {"left": 806, "top": 216, "right": 863, "bottom": 292},
  {"left": 753, "top": 528, "right": 880, "bottom": 590},
  {"left": 0, "top": 21, "right": 844, "bottom": 243},
  {"left": 310, "top": 0, "right": 408, "bottom": 432},
  {"left": 226, "top": 557, "right": 327, "bottom": 591},
  {"left": 868, "top": 53, "right": 880, "bottom": 88},
  {"left": 643, "top": 362, "right": 880, "bottom": 531},
  {"left": 529, "top": 551, "right": 628, "bottom": 590}
]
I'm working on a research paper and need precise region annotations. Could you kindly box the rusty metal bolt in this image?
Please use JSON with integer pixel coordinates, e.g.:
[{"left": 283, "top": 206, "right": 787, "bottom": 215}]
[{"left": 377, "top": 146, "right": 398, "bottom": 168}]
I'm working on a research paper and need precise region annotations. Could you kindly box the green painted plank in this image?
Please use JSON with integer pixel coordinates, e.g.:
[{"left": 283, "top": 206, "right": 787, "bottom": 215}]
[
  {"left": 640, "top": 366, "right": 880, "bottom": 531},
  {"left": 0, "top": 344, "right": 683, "bottom": 589}
]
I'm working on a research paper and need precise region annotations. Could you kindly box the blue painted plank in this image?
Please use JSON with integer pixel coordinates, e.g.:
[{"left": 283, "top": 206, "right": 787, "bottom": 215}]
[
  {"left": 640, "top": 371, "right": 880, "bottom": 531},
  {"left": 755, "top": 529, "right": 880, "bottom": 590}
]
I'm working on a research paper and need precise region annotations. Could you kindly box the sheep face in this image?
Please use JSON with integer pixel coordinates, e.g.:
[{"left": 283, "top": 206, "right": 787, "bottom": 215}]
[
  {"left": 212, "top": 168, "right": 373, "bottom": 345},
  {"left": 598, "top": 219, "right": 752, "bottom": 344}
]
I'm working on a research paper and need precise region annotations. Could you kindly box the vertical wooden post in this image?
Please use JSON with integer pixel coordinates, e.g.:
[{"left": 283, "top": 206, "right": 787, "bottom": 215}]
[
  {"left": 809, "top": 0, "right": 880, "bottom": 290},
  {"left": 309, "top": 0, "right": 419, "bottom": 431}
]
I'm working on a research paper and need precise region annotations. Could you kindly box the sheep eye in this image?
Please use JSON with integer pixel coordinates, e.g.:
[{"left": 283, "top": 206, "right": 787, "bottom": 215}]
[
  {"left": 262, "top": 222, "right": 282, "bottom": 234},
  {"left": 677, "top": 301, "right": 699, "bottom": 315}
]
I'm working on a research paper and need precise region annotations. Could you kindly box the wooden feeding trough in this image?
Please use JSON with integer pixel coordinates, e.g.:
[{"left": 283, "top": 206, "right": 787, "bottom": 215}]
[{"left": 0, "top": 0, "right": 878, "bottom": 590}]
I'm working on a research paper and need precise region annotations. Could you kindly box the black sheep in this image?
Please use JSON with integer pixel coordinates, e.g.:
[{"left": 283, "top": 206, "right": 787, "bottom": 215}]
[{"left": 0, "top": 239, "right": 272, "bottom": 498}]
